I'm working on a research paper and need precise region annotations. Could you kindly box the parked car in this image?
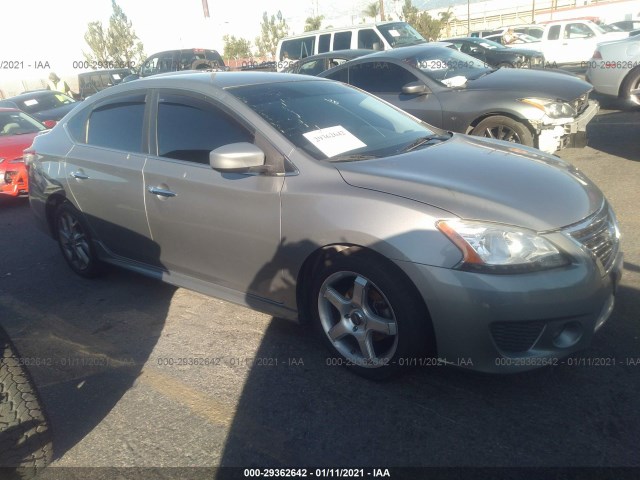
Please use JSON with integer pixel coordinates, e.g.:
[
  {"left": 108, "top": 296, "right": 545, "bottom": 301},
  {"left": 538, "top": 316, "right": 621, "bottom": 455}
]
[
  {"left": 28, "top": 71, "right": 621, "bottom": 379},
  {"left": 0, "top": 90, "right": 78, "bottom": 122},
  {"left": 443, "top": 37, "right": 545, "bottom": 68},
  {"left": 276, "top": 22, "right": 426, "bottom": 71},
  {"left": 123, "top": 48, "right": 227, "bottom": 82},
  {"left": 0, "top": 108, "right": 50, "bottom": 197},
  {"left": 533, "top": 19, "right": 629, "bottom": 64},
  {"left": 78, "top": 68, "right": 133, "bottom": 99},
  {"left": 610, "top": 20, "right": 640, "bottom": 32},
  {"left": 586, "top": 35, "right": 640, "bottom": 106},
  {"left": 283, "top": 49, "right": 374, "bottom": 75},
  {"left": 320, "top": 45, "right": 598, "bottom": 153}
]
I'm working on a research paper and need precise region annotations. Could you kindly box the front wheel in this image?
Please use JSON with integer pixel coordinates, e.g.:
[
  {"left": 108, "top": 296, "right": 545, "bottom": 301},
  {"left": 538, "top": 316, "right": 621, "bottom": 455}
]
[
  {"left": 310, "top": 250, "right": 433, "bottom": 380},
  {"left": 470, "top": 115, "right": 534, "bottom": 146}
]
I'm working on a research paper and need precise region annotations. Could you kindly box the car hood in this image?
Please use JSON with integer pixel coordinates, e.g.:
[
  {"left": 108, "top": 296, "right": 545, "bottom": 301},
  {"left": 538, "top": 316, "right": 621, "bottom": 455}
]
[
  {"left": 0, "top": 132, "right": 39, "bottom": 161},
  {"left": 335, "top": 134, "right": 603, "bottom": 232},
  {"left": 466, "top": 68, "right": 590, "bottom": 101}
]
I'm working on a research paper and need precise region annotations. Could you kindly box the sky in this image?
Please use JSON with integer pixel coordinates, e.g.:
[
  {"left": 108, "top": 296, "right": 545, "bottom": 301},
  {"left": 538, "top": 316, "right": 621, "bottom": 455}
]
[{"left": 1, "top": 0, "right": 429, "bottom": 80}]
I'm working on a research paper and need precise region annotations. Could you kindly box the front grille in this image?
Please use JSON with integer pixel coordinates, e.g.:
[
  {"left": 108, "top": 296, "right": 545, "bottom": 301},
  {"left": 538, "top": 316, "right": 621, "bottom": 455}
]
[
  {"left": 566, "top": 204, "right": 620, "bottom": 275},
  {"left": 491, "top": 321, "right": 546, "bottom": 353},
  {"left": 572, "top": 92, "right": 589, "bottom": 115}
]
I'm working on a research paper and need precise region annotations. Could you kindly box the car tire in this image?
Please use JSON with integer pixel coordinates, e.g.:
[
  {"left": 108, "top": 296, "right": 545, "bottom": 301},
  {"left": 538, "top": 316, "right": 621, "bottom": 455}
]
[
  {"left": 0, "top": 326, "right": 53, "bottom": 478},
  {"left": 310, "top": 249, "right": 434, "bottom": 380},
  {"left": 471, "top": 115, "right": 534, "bottom": 146},
  {"left": 621, "top": 68, "right": 640, "bottom": 106},
  {"left": 55, "top": 202, "right": 102, "bottom": 278}
]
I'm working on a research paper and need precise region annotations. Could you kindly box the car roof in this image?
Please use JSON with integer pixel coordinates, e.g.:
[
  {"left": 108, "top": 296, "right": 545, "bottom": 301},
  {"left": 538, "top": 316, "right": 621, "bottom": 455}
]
[
  {"left": 354, "top": 43, "right": 454, "bottom": 60},
  {"left": 300, "top": 49, "right": 376, "bottom": 61},
  {"left": 88, "top": 71, "right": 332, "bottom": 95}
]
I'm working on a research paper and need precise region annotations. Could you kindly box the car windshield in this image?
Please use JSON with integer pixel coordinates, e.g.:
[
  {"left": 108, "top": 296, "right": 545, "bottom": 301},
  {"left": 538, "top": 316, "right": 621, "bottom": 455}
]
[
  {"left": 14, "top": 92, "right": 75, "bottom": 114},
  {"left": 0, "top": 111, "right": 46, "bottom": 136},
  {"left": 378, "top": 22, "right": 426, "bottom": 47},
  {"left": 407, "top": 47, "right": 492, "bottom": 86},
  {"left": 229, "top": 80, "right": 441, "bottom": 161},
  {"left": 599, "top": 23, "right": 623, "bottom": 32}
]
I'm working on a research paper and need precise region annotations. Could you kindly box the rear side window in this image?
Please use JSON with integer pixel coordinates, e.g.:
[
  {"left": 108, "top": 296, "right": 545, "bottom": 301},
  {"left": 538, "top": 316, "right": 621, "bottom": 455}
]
[
  {"left": 548, "top": 25, "right": 561, "bottom": 40},
  {"left": 333, "top": 32, "right": 352, "bottom": 50},
  {"left": 318, "top": 34, "right": 331, "bottom": 53},
  {"left": 280, "top": 37, "right": 315, "bottom": 60},
  {"left": 156, "top": 93, "right": 253, "bottom": 164},
  {"left": 86, "top": 93, "right": 146, "bottom": 152},
  {"left": 358, "top": 29, "right": 382, "bottom": 49}
]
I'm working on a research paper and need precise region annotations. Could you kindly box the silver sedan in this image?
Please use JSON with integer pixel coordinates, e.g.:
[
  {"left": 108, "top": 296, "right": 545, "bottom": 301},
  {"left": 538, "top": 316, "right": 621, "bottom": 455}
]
[
  {"left": 28, "top": 72, "right": 622, "bottom": 379},
  {"left": 586, "top": 35, "right": 640, "bottom": 105}
]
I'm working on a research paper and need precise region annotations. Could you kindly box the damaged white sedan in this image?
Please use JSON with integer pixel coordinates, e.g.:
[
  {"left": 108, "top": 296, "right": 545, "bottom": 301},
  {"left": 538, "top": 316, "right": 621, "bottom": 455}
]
[{"left": 320, "top": 44, "right": 598, "bottom": 154}]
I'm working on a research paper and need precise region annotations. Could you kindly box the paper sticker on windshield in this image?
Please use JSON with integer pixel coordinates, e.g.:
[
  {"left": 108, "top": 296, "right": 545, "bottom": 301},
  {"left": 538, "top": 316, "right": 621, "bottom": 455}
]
[
  {"left": 303, "top": 126, "right": 366, "bottom": 157},
  {"left": 441, "top": 76, "right": 467, "bottom": 87},
  {"left": 112, "top": 73, "right": 121, "bottom": 80},
  {"left": 388, "top": 29, "right": 401, "bottom": 37},
  {"left": 23, "top": 99, "right": 38, "bottom": 106}
]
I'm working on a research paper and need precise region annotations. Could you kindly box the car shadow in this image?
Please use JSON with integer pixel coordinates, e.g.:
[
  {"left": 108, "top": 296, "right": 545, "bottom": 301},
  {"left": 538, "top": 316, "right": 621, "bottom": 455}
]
[
  {"left": 587, "top": 107, "right": 640, "bottom": 161},
  {"left": 0, "top": 197, "right": 174, "bottom": 466},
  {"left": 216, "top": 235, "right": 639, "bottom": 470}
]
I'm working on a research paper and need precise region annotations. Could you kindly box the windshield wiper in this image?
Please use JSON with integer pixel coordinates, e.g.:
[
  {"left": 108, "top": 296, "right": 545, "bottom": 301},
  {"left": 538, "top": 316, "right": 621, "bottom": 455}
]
[
  {"left": 402, "top": 133, "right": 451, "bottom": 152},
  {"left": 330, "top": 153, "right": 378, "bottom": 162}
]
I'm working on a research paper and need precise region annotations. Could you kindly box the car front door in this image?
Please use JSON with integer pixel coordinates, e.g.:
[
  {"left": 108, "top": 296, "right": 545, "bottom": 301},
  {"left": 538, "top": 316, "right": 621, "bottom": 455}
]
[
  {"left": 142, "top": 90, "right": 285, "bottom": 299},
  {"left": 325, "top": 60, "right": 443, "bottom": 128},
  {"left": 64, "top": 91, "right": 155, "bottom": 263}
]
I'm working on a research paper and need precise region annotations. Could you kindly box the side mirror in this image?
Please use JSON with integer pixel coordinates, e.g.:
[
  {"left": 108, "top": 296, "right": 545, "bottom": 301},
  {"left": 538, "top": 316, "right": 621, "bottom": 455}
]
[
  {"left": 209, "top": 142, "right": 265, "bottom": 172},
  {"left": 401, "top": 81, "right": 430, "bottom": 95},
  {"left": 42, "top": 120, "right": 57, "bottom": 129}
]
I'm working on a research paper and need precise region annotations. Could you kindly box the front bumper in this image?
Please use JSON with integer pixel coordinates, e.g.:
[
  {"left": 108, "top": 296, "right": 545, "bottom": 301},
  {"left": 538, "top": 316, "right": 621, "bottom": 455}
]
[
  {"left": 536, "top": 99, "right": 599, "bottom": 153},
  {"left": 396, "top": 246, "right": 622, "bottom": 373}
]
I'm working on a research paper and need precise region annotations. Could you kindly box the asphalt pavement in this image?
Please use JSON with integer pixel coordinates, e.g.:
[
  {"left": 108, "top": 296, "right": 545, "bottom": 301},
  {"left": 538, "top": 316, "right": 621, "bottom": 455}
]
[{"left": 0, "top": 99, "right": 638, "bottom": 479}]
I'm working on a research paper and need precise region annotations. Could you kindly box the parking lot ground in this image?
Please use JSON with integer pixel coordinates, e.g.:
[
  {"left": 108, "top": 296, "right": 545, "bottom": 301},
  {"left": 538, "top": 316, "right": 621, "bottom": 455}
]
[{"left": 0, "top": 101, "right": 639, "bottom": 478}]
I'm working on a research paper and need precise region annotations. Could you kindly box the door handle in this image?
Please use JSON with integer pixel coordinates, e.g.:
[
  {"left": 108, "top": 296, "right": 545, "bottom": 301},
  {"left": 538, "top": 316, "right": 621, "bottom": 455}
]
[
  {"left": 70, "top": 171, "right": 90, "bottom": 179},
  {"left": 147, "top": 185, "right": 176, "bottom": 197}
]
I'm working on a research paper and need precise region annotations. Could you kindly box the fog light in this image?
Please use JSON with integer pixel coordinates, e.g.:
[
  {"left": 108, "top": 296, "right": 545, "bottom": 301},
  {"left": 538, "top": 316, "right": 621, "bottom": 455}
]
[{"left": 552, "top": 322, "right": 583, "bottom": 348}]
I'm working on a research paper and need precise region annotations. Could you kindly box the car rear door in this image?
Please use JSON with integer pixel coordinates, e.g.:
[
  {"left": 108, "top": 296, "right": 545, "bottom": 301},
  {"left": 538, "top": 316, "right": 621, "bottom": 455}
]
[
  {"left": 64, "top": 91, "right": 155, "bottom": 263},
  {"left": 142, "top": 90, "right": 284, "bottom": 299}
]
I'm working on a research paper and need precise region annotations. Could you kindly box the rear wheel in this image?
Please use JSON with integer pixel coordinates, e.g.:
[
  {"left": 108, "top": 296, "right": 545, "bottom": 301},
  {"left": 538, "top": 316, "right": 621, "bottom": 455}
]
[
  {"left": 471, "top": 115, "right": 534, "bottom": 146},
  {"left": 310, "top": 249, "right": 433, "bottom": 380},
  {"left": 55, "top": 203, "right": 101, "bottom": 278},
  {"left": 621, "top": 68, "right": 640, "bottom": 106}
]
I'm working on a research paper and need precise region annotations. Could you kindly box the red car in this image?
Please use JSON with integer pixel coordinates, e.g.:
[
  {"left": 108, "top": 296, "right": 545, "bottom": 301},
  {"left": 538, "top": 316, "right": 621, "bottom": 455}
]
[{"left": 0, "top": 108, "right": 52, "bottom": 197}]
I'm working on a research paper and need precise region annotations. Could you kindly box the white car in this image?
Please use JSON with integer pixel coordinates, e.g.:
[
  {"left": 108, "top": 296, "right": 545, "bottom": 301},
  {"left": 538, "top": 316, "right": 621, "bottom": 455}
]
[{"left": 586, "top": 35, "right": 640, "bottom": 105}]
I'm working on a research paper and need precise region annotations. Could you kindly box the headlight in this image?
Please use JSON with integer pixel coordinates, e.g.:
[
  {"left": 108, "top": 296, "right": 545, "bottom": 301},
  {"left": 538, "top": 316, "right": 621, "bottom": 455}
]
[
  {"left": 519, "top": 97, "right": 577, "bottom": 118},
  {"left": 437, "top": 219, "right": 569, "bottom": 273}
]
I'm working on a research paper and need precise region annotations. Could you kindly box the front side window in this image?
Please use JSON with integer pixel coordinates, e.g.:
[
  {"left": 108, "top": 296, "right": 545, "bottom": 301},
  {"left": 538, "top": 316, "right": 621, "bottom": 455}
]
[
  {"left": 86, "top": 93, "right": 145, "bottom": 152},
  {"left": 358, "top": 29, "right": 383, "bottom": 49},
  {"left": 348, "top": 61, "right": 418, "bottom": 93},
  {"left": 156, "top": 93, "right": 253, "bottom": 164},
  {"left": 565, "top": 23, "right": 594, "bottom": 38}
]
